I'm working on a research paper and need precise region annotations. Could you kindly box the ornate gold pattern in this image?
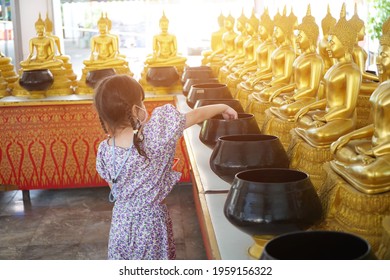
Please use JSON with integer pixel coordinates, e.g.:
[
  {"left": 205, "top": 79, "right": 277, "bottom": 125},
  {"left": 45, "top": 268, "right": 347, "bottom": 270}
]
[{"left": 0, "top": 100, "right": 190, "bottom": 190}]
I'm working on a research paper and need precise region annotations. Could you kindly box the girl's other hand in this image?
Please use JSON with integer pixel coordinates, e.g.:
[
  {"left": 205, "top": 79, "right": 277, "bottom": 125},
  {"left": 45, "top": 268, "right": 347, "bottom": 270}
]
[{"left": 222, "top": 106, "right": 238, "bottom": 120}]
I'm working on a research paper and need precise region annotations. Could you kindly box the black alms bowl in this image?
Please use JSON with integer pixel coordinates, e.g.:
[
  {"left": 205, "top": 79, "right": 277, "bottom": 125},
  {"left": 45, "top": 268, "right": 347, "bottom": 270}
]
[
  {"left": 199, "top": 113, "right": 261, "bottom": 149},
  {"left": 187, "top": 83, "right": 233, "bottom": 108},
  {"left": 224, "top": 168, "right": 323, "bottom": 237}
]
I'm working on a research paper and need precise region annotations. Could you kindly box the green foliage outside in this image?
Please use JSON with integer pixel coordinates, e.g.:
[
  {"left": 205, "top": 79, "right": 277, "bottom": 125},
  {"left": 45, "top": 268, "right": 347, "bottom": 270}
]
[{"left": 367, "top": 0, "right": 390, "bottom": 40}]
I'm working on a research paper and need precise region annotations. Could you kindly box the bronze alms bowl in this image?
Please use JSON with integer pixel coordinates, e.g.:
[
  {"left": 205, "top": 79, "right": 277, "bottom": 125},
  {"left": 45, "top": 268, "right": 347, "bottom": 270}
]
[
  {"left": 210, "top": 134, "right": 289, "bottom": 183},
  {"left": 181, "top": 65, "right": 214, "bottom": 84},
  {"left": 183, "top": 77, "right": 219, "bottom": 96},
  {"left": 194, "top": 98, "right": 245, "bottom": 113},
  {"left": 187, "top": 83, "right": 233, "bottom": 108},
  {"left": 260, "top": 230, "right": 376, "bottom": 260},
  {"left": 199, "top": 113, "right": 261, "bottom": 149},
  {"left": 19, "top": 69, "right": 54, "bottom": 92},
  {"left": 86, "top": 68, "right": 116, "bottom": 88},
  {"left": 146, "top": 66, "right": 180, "bottom": 87}
]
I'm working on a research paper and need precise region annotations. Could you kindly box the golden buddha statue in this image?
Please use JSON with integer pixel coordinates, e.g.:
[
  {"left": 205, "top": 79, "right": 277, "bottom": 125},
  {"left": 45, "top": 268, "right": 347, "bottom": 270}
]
[
  {"left": 19, "top": 14, "right": 63, "bottom": 71},
  {"left": 294, "top": 4, "right": 361, "bottom": 148},
  {"left": 269, "top": 5, "right": 324, "bottom": 114},
  {"left": 319, "top": 5, "right": 337, "bottom": 73},
  {"left": 139, "top": 11, "right": 186, "bottom": 94},
  {"left": 218, "top": 9, "right": 249, "bottom": 83},
  {"left": 144, "top": 12, "right": 186, "bottom": 68},
  {"left": 0, "top": 56, "right": 9, "bottom": 97},
  {"left": 44, "top": 13, "right": 77, "bottom": 85},
  {"left": 205, "top": 13, "right": 238, "bottom": 76},
  {"left": 234, "top": 8, "right": 276, "bottom": 108},
  {"left": 76, "top": 13, "right": 132, "bottom": 94},
  {"left": 244, "top": 7, "right": 296, "bottom": 128},
  {"left": 201, "top": 12, "right": 227, "bottom": 65},
  {"left": 14, "top": 14, "right": 73, "bottom": 97},
  {"left": 349, "top": 4, "right": 379, "bottom": 94},
  {"left": 329, "top": 17, "right": 390, "bottom": 194}
]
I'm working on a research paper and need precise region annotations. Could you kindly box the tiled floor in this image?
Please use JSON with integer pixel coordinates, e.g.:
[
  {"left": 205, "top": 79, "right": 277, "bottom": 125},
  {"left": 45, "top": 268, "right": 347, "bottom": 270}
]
[{"left": 0, "top": 183, "right": 207, "bottom": 260}]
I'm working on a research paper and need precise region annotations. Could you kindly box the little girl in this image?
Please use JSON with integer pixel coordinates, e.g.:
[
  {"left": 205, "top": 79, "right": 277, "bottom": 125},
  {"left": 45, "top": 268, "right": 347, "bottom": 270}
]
[{"left": 93, "top": 75, "right": 237, "bottom": 260}]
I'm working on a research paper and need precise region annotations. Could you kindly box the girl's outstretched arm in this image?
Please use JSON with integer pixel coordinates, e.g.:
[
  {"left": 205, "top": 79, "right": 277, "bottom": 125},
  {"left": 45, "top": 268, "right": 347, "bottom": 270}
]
[{"left": 185, "top": 104, "right": 238, "bottom": 129}]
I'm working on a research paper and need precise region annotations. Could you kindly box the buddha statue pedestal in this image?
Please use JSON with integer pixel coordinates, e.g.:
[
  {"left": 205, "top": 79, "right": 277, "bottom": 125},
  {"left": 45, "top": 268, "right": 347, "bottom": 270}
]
[
  {"left": 139, "top": 65, "right": 183, "bottom": 95},
  {"left": 0, "top": 74, "right": 9, "bottom": 98},
  {"left": 287, "top": 130, "right": 332, "bottom": 191},
  {"left": 0, "top": 57, "right": 18, "bottom": 92},
  {"left": 316, "top": 163, "right": 390, "bottom": 258},
  {"left": 226, "top": 73, "right": 245, "bottom": 99},
  {"left": 235, "top": 83, "right": 254, "bottom": 110},
  {"left": 262, "top": 109, "right": 295, "bottom": 151},
  {"left": 247, "top": 94, "right": 271, "bottom": 129},
  {"left": 377, "top": 216, "right": 390, "bottom": 259}
]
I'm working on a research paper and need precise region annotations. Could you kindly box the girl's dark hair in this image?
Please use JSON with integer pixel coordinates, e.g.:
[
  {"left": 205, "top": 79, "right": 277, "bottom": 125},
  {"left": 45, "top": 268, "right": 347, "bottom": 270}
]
[{"left": 93, "top": 74, "right": 148, "bottom": 158}]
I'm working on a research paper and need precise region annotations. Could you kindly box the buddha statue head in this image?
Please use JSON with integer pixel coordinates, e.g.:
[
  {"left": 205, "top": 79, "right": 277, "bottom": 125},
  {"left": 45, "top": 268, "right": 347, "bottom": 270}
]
[
  {"left": 259, "top": 8, "right": 274, "bottom": 40},
  {"left": 44, "top": 12, "right": 53, "bottom": 34},
  {"left": 218, "top": 11, "right": 226, "bottom": 29},
  {"left": 321, "top": 4, "right": 336, "bottom": 37},
  {"left": 225, "top": 13, "right": 235, "bottom": 31},
  {"left": 97, "top": 13, "right": 109, "bottom": 34},
  {"left": 35, "top": 13, "right": 45, "bottom": 35},
  {"left": 328, "top": 3, "right": 356, "bottom": 58},
  {"left": 377, "top": 17, "right": 390, "bottom": 81},
  {"left": 159, "top": 11, "right": 169, "bottom": 33},
  {"left": 273, "top": 6, "right": 295, "bottom": 45},
  {"left": 296, "top": 4, "right": 319, "bottom": 51},
  {"left": 246, "top": 8, "right": 259, "bottom": 36},
  {"left": 349, "top": 3, "right": 365, "bottom": 42},
  {"left": 236, "top": 9, "right": 248, "bottom": 33}
]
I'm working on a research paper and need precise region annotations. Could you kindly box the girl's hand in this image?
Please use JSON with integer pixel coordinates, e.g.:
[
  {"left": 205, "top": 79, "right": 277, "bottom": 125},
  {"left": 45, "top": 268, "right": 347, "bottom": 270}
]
[{"left": 222, "top": 106, "right": 238, "bottom": 120}]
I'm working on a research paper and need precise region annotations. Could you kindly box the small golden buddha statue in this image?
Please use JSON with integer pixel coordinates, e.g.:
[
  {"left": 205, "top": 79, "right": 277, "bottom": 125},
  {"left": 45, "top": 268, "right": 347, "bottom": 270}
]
[
  {"left": 251, "top": 6, "right": 296, "bottom": 102},
  {"left": 349, "top": 3, "right": 379, "bottom": 94},
  {"left": 44, "top": 13, "right": 77, "bottom": 85},
  {"left": 319, "top": 5, "right": 337, "bottom": 73},
  {"left": 144, "top": 12, "right": 186, "bottom": 69},
  {"left": 330, "top": 17, "right": 390, "bottom": 194},
  {"left": 83, "top": 14, "right": 129, "bottom": 69},
  {"left": 19, "top": 14, "right": 63, "bottom": 71},
  {"left": 294, "top": 4, "right": 361, "bottom": 148},
  {"left": 220, "top": 9, "right": 260, "bottom": 85},
  {"left": 269, "top": 4, "right": 324, "bottom": 117},
  {"left": 15, "top": 14, "right": 73, "bottom": 97},
  {"left": 201, "top": 12, "right": 227, "bottom": 65},
  {"left": 77, "top": 13, "right": 132, "bottom": 94},
  {"left": 139, "top": 11, "right": 186, "bottom": 94},
  {"left": 234, "top": 8, "right": 276, "bottom": 108},
  {"left": 205, "top": 13, "right": 238, "bottom": 76}
]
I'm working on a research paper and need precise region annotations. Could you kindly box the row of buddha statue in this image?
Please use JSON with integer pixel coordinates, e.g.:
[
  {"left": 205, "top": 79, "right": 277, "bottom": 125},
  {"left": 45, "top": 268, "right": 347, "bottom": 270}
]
[
  {"left": 0, "top": 11, "right": 187, "bottom": 98},
  {"left": 201, "top": 3, "right": 390, "bottom": 258}
]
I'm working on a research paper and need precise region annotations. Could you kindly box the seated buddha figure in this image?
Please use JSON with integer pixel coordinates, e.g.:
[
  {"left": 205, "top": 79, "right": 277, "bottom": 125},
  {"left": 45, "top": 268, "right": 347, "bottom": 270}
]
[
  {"left": 20, "top": 14, "right": 63, "bottom": 71},
  {"left": 225, "top": 9, "right": 261, "bottom": 80},
  {"left": 319, "top": 5, "right": 337, "bottom": 73},
  {"left": 236, "top": 9, "right": 276, "bottom": 89},
  {"left": 83, "top": 14, "right": 128, "bottom": 69},
  {"left": 329, "top": 17, "right": 390, "bottom": 194},
  {"left": 204, "top": 13, "right": 238, "bottom": 75},
  {"left": 44, "top": 13, "right": 77, "bottom": 83},
  {"left": 294, "top": 4, "right": 361, "bottom": 148},
  {"left": 218, "top": 10, "right": 249, "bottom": 82},
  {"left": 349, "top": 4, "right": 380, "bottom": 94},
  {"left": 251, "top": 7, "right": 296, "bottom": 103},
  {"left": 201, "top": 12, "right": 227, "bottom": 65},
  {"left": 269, "top": 4, "right": 325, "bottom": 120},
  {"left": 144, "top": 12, "right": 186, "bottom": 70}
]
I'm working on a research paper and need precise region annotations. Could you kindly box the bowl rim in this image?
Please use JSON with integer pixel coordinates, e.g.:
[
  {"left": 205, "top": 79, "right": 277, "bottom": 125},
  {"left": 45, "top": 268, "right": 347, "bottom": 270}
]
[
  {"left": 234, "top": 168, "right": 309, "bottom": 184},
  {"left": 217, "top": 134, "right": 278, "bottom": 142}
]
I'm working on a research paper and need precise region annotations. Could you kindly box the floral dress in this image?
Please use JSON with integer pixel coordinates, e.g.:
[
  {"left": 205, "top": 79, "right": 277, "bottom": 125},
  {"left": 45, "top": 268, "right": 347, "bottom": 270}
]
[{"left": 96, "top": 104, "right": 186, "bottom": 260}]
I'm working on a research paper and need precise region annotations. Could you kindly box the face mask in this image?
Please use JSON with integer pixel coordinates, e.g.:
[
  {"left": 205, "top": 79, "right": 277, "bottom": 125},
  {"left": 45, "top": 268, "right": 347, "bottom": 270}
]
[{"left": 135, "top": 105, "right": 148, "bottom": 125}]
